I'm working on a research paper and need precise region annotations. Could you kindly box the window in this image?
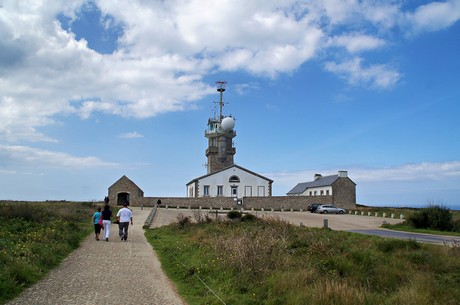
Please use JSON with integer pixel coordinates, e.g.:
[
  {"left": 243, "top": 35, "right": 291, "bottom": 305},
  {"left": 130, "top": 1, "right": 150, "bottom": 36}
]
[
  {"left": 309, "top": 191, "right": 312, "bottom": 196},
  {"left": 245, "top": 186, "right": 252, "bottom": 196},
  {"left": 314, "top": 191, "right": 317, "bottom": 196},
  {"left": 217, "top": 185, "right": 223, "bottom": 196},
  {"left": 326, "top": 190, "right": 330, "bottom": 195},
  {"left": 229, "top": 175, "right": 240, "bottom": 183},
  {"left": 320, "top": 190, "right": 324, "bottom": 195},
  {"left": 203, "top": 185, "right": 210, "bottom": 196},
  {"left": 257, "top": 186, "right": 265, "bottom": 196}
]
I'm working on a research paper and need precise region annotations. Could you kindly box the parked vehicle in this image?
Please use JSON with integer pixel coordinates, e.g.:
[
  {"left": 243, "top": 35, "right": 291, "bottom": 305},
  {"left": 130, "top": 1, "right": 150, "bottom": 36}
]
[
  {"left": 315, "top": 205, "right": 346, "bottom": 214},
  {"left": 307, "top": 203, "right": 322, "bottom": 213}
]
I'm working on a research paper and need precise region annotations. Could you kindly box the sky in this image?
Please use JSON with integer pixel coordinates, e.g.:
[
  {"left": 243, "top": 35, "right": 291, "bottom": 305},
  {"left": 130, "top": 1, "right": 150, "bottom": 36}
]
[{"left": 1, "top": 0, "right": 459, "bottom": 209}]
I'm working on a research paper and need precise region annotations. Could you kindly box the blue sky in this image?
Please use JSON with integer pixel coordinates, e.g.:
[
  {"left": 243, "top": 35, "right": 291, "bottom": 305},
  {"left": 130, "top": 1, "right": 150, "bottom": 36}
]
[{"left": 1, "top": 0, "right": 459, "bottom": 208}]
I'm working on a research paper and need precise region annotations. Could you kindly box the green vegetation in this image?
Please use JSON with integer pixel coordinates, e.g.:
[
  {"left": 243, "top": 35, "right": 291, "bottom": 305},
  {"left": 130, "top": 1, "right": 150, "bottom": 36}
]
[
  {"left": 407, "top": 205, "right": 458, "bottom": 231},
  {"left": 146, "top": 213, "right": 460, "bottom": 305},
  {"left": 381, "top": 205, "right": 460, "bottom": 236},
  {"left": 0, "top": 201, "right": 96, "bottom": 304}
]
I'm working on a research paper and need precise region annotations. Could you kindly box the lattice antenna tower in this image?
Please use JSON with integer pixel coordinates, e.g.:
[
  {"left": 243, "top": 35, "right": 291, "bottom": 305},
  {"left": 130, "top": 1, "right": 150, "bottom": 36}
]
[{"left": 216, "top": 80, "right": 227, "bottom": 121}]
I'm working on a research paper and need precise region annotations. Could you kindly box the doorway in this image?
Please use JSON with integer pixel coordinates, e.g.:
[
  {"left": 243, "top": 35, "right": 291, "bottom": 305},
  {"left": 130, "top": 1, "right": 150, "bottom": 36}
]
[{"left": 117, "top": 192, "right": 130, "bottom": 206}]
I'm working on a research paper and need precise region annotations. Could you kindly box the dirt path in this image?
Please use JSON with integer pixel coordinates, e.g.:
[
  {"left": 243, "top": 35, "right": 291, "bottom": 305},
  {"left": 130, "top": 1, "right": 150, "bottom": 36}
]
[{"left": 8, "top": 207, "right": 186, "bottom": 305}]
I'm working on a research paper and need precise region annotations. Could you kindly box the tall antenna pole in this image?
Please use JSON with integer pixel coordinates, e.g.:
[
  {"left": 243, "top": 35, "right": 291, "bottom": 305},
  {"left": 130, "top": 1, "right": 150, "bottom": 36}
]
[{"left": 216, "top": 81, "right": 227, "bottom": 121}]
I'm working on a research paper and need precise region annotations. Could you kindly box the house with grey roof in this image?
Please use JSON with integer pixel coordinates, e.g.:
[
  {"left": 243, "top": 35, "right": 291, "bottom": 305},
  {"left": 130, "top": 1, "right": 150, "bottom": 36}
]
[{"left": 287, "top": 171, "right": 356, "bottom": 209}]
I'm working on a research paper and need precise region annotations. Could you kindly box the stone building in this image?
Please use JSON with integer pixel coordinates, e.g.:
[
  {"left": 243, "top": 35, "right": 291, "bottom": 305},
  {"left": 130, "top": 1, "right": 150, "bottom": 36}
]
[
  {"left": 286, "top": 171, "right": 356, "bottom": 209},
  {"left": 108, "top": 175, "right": 144, "bottom": 206}
]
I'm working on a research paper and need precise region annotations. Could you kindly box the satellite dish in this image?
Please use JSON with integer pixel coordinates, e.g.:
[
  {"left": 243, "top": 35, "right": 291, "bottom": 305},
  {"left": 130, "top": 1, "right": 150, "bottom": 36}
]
[{"left": 221, "top": 116, "right": 235, "bottom": 131}]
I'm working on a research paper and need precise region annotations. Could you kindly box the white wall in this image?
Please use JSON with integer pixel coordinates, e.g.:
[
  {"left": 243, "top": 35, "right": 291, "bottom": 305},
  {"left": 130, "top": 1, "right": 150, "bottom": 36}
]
[
  {"left": 197, "top": 166, "right": 270, "bottom": 198},
  {"left": 302, "top": 186, "right": 332, "bottom": 196}
]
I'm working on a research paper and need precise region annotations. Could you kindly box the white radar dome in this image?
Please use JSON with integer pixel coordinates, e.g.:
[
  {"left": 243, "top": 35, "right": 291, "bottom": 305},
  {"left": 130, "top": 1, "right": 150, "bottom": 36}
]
[{"left": 221, "top": 116, "right": 235, "bottom": 131}]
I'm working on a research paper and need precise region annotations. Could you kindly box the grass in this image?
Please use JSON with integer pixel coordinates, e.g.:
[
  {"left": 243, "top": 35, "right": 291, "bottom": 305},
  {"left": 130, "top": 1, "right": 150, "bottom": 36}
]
[
  {"left": 382, "top": 222, "right": 460, "bottom": 236},
  {"left": 146, "top": 214, "right": 460, "bottom": 305},
  {"left": 0, "top": 201, "right": 97, "bottom": 304},
  {"left": 357, "top": 204, "right": 460, "bottom": 236}
]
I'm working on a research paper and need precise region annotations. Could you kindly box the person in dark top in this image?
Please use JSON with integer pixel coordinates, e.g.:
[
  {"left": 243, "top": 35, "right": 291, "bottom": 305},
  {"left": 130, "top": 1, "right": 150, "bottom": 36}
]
[{"left": 101, "top": 205, "right": 113, "bottom": 242}]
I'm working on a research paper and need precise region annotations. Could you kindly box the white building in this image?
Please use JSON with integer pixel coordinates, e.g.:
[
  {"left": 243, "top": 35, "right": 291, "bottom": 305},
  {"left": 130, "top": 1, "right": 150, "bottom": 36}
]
[{"left": 187, "top": 164, "right": 273, "bottom": 198}]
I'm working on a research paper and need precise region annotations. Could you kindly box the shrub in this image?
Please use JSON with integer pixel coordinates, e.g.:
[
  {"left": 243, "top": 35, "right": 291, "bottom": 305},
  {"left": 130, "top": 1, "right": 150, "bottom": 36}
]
[
  {"left": 241, "top": 213, "right": 257, "bottom": 222},
  {"left": 408, "top": 205, "right": 453, "bottom": 231},
  {"left": 175, "top": 213, "right": 191, "bottom": 228},
  {"left": 227, "top": 210, "right": 242, "bottom": 220},
  {"left": 452, "top": 218, "right": 460, "bottom": 232}
]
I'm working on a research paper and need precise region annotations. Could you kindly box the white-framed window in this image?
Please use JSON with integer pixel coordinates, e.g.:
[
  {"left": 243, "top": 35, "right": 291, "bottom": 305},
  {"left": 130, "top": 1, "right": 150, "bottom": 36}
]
[
  {"left": 217, "top": 185, "right": 223, "bottom": 196},
  {"left": 229, "top": 175, "right": 240, "bottom": 183},
  {"left": 257, "top": 186, "right": 265, "bottom": 196},
  {"left": 320, "top": 190, "right": 324, "bottom": 195},
  {"left": 326, "top": 190, "right": 330, "bottom": 195},
  {"left": 245, "top": 186, "right": 252, "bottom": 197},
  {"left": 203, "top": 185, "right": 210, "bottom": 196}
]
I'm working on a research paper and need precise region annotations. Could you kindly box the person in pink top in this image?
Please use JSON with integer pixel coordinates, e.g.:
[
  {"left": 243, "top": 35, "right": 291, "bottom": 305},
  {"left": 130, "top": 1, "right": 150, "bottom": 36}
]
[{"left": 117, "top": 202, "right": 133, "bottom": 241}]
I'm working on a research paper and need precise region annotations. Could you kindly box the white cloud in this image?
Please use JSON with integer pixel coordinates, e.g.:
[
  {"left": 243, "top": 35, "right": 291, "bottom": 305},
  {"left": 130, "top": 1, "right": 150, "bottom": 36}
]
[
  {"left": 352, "top": 161, "right": 460, "bottom": 182},
  {"left": 324, "top": 57, "right": 401, "bottom": 89},
  {"left": 329, "top": 33, "right": 386, "bottom": 53},
  {"left": 234, "top": 82, "right": 261, "bottom": 95},
  {"left": 268, "top": 161, "right": 460, "bottom": 195},
  {"left": 0, "top": 145, "right": 118, "bottom": 169},
  {"left": 405, "top": 0, "right": 460, "bottom": 33},
  {"left": 118, "top": 131, "right": 144, "bottom": 139},
  {"left": 0, "top": 0, "right": 458, "bottom": 144}
]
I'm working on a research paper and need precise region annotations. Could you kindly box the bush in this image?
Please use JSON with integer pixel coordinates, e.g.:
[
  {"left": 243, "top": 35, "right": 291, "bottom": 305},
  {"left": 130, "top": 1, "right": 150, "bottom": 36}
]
[
  {"left": 452, "top": 218, "right": 460, "bottom": 233},
  {"left": 227, "top": 210, "right": 242, "bottom": 220},
  {"left": 241, "top": 213, "right": 257, "bottom": 222},
  {"left": 408, "top": 205, "right": 453, "bottom": 231},
  {"left": 175, "top": 213, "right": 191, "bottom": 228}
]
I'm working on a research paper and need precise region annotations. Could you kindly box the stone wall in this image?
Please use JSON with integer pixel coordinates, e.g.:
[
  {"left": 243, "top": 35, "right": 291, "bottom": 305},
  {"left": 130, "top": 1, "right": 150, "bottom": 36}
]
[
  {"left": 243, "top": 196, "right": 333, "bottom": 210},
  {"left": 133, "top": 196, "right": 240, "bottom": 209},
  {"left": 131, "top": 194, "right": 354, "bottom": 211},
  {"left": 332, "top": 178, "right": 356, "bottom": 210}
]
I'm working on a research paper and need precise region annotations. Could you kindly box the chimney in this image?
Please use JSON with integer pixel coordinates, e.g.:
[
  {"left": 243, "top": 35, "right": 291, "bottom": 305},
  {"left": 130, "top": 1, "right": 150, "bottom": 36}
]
[
  {"left": 338, "top": 171, "right": 348, "bottom": 178},
  {"left": 314, "top": 174, "right": 322, "bottom": 180}
]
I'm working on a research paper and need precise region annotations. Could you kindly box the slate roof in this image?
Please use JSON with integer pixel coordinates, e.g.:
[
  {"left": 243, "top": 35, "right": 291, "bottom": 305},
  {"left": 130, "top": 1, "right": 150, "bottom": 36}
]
[
  {"left": 286, "top": 174, "right": 339, "bottom": 195},
  {"left": 187, "top": 164, "right": 273, "bottom": 186}
]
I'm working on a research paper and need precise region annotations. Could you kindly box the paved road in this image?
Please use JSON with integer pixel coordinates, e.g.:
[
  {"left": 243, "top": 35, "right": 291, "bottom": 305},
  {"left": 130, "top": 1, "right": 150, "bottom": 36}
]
[
  {"left": 8, "top": 207, "right": 186, "bottom": 305},
  {"left": 349, "top": 229, "right": 460, "bottom": 245}
]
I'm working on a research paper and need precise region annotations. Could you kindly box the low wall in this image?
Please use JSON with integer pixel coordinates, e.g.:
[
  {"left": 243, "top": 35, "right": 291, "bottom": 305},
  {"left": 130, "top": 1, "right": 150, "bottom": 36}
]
[
  {"left": 243, "top": 196, "right": 332, "bottom": 210},
  {"left": 133, "top": 196, "right": 240, "bottom": 209},
  {"left": 131, "top": 195, "right": 351, "bottom": 211}
]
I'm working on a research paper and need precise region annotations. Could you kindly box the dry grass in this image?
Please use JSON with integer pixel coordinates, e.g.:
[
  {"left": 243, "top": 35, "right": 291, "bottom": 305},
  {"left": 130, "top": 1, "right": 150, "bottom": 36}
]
[{"left": 147, "top": 213, "right": 460, "bottom": 305}]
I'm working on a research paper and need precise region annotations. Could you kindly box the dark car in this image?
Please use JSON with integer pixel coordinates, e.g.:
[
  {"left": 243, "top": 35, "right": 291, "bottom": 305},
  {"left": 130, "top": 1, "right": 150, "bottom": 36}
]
[{"left": 307, "top": 203, "right": 322, "bottom": 213}]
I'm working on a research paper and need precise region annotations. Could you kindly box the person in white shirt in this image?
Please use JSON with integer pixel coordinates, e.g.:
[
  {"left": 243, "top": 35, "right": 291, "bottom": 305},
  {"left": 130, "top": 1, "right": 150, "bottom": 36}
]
[{"left": 116, "top": 202, "right": 133, "bottom": 241}]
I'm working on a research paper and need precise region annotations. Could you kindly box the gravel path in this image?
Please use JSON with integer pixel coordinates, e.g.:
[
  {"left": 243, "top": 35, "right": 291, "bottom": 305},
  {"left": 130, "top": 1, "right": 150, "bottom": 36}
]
[{"left": 8, "top": 207, "right": 186, "bottom": 305}]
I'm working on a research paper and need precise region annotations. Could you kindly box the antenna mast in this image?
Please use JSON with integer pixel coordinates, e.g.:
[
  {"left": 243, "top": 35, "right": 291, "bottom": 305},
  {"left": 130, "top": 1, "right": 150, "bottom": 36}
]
[{"left": 216, "top": 81, "right": 227, "bottom": 121}]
